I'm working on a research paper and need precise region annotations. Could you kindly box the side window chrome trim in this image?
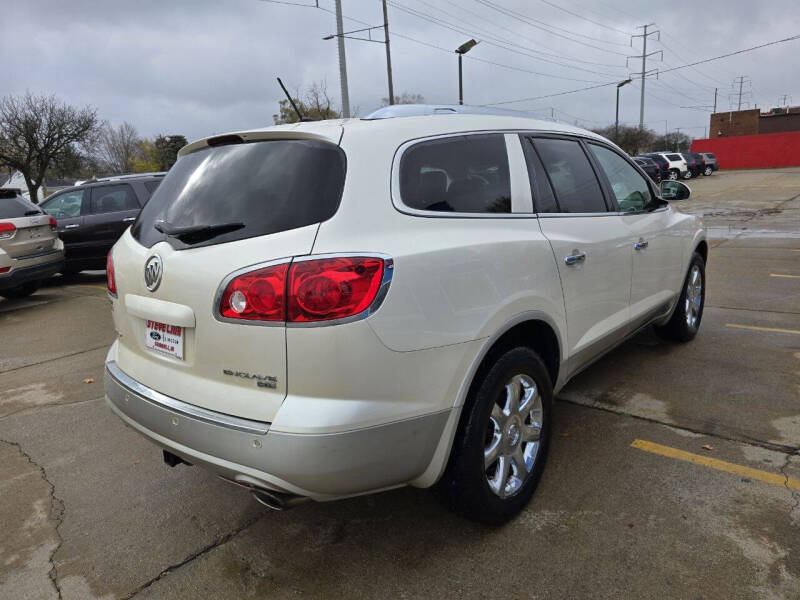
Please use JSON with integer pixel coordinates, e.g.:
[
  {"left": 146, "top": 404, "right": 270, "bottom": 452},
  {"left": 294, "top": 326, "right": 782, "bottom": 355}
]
[{"left": 391, "top": 130, "right": 530, "bottom": 219}]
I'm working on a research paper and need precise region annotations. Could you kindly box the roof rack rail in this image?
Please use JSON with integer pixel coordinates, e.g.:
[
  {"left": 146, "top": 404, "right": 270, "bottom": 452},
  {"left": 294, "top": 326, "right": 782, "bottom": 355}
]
[
  {"left": 362, "top": 104, "right": 557, "bottom": 121},
  {"left": 78, "top": 172, "right": 167, "bottom": 185}
]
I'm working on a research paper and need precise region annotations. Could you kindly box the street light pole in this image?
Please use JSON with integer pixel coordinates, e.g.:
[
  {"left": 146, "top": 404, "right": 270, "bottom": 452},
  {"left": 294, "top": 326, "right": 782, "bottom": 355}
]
[
  {"left": 615, "top": 78, "right": 632, "bottom": 141},
  {"left": 333, "top": 0, "right": 350, "bottom": 118},
  {"left": 455, "top": 39, "right": 478, "bottom": 105},
  {"left": 381, "top": 0, "right": 394, "bottom": 105}
]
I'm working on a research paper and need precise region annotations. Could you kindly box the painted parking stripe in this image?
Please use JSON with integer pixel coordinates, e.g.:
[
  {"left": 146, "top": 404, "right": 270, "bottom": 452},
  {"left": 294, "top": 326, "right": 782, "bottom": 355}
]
[
  {"left": 631, "top": 439, "right": 800, "bottom": 491},
  {"left": 726, "top": 323, "right": 800, "bottom": 335},
  {"left": 770, "top": 273, "right": 800, "bottom": 279}
]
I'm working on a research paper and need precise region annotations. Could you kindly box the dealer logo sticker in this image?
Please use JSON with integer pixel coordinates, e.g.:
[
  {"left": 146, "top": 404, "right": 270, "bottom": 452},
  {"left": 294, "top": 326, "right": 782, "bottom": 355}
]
[{"left": 144, "top": 254, "right": 163, "bottom": 291}]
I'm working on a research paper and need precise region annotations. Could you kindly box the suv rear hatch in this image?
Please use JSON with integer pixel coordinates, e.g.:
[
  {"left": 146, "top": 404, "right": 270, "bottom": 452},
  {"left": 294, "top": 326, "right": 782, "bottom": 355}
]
[
  {"left": 111, "top": 135, "right": 346, "bottom": 422},
  {"left": 0, "top": 192, "right": 58, "bottom": 262}
]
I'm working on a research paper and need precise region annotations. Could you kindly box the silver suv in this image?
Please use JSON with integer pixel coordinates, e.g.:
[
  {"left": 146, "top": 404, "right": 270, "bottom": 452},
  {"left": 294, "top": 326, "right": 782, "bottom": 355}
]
[{"left": 0, "top": 190, "right": 64, "bottom": 299}]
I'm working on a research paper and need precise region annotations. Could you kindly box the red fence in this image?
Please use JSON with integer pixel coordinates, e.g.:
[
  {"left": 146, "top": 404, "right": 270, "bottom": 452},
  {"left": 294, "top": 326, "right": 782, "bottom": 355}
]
[{"left": 691, "top": 131, "right": 800, "bottom": 170}]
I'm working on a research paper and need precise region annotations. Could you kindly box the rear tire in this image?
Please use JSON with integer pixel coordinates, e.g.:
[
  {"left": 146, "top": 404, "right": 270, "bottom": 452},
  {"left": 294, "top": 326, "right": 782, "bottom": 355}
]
[
  {"left": 437, "top": 346, "right": 552, "bottom": 524},
  {"left": 682, "top": 170, "right": 693, "bottom": 180},
  {"left": 703, "top": 166, "right": 713, "bottom": 176},
  {"left": 655, "top": 252, "right": 705, "bottom": 342},
  {"left": 0, "top": 281, "right": 42, "bottom": 300},
  {"left": 668, "top": 169, "right": 679, "bottom": 180}
]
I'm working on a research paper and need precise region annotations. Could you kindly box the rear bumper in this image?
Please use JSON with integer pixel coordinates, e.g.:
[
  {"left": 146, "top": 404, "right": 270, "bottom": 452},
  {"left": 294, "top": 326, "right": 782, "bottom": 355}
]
[
  {"left": 0, "top": 254, "right": 64, "bottom": 290},
  {"left": 104, "top": 360, "right": 450, "bottom": 499}
]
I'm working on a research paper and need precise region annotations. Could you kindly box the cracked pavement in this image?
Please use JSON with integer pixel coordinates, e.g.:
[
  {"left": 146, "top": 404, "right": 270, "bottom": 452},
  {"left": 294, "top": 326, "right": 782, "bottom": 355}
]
[{"left": 0, "top": 168, "right": 799, "bottom": 599}]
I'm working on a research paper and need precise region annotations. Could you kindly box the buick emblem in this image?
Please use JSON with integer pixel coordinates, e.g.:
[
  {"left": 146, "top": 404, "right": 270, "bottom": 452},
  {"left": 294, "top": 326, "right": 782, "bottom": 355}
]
[{"left": 144, "top": 255, "right": 163, "bottom": 292}]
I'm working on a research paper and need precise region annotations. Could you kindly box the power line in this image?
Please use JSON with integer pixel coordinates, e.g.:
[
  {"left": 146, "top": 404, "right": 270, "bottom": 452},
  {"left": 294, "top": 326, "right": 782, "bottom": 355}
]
[
  {"left": 485, "top": 80, "right": 621, "bottom": 106},
  {"left": 658, "top": 34, "right": 800, "bottom": 74},
  {"left": 535, "top": 0, "right": 632, "bottom": 36},
  {"left": 386, "top": 1, "right": 624, "bottom": 76},
  {"left": 471, "top": 0, "right": 631, "bottom": 53}
]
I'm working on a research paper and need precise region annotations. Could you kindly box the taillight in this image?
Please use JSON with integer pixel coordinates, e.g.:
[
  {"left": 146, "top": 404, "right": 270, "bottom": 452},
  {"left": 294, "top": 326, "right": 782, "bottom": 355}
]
[
  {"left": 219, "top": 263, "right": 289, "bottom": 321},
  {"left": 107, "top": 250, "right": 117, "bottom": 296},
  {"left": 49, "top": 216, "right": 57, "bottom": 229},
  {"left": 217, "top": 256, "right": 389, "bottom": 324},
  {"left": 288, "top": 256, "right": 384, "bottom": 322},
  {"left": 0, "top": 223, "right": 16, "bottom": 239}
]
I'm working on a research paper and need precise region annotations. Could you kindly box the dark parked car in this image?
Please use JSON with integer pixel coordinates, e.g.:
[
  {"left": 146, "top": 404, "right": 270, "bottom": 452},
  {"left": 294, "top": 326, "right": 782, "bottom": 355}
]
[
  {"left": 642, "top": 153, "right": 671, "bottom": 181},
  {"left": 633, "top": 156, "right": 662, "bottom": 183},
  {"left": 681, "top": 153, "right": 703, "bottom": 179},
  {"left": 699, "top": 152, "right": 718, "bottom": 175},
  {"left": 40, "top": 173, "right": 164, "bottom": 273}
]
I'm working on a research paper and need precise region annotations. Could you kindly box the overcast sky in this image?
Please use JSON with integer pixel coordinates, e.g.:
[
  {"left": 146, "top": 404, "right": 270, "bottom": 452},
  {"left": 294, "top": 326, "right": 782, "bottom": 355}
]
[{"left": 4, "top": 0, "right": 799, "bottom": 142}]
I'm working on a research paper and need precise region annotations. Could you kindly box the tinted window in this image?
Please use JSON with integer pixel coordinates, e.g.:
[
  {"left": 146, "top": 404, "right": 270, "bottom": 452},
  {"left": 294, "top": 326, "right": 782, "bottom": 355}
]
[
  {"left": 399, "top": 134, "right": 511, "bottom": 213},
  {"left": 133, "top": 140, "right": 346, "bottom": 249},
  {"left": 588, "top": 144, "right": 653, "bottom": 212},
  {"left": 705, "top": 153, "right": 716, "bottom": 159},
  {"left": 521, "top": 137, "right": 557, "bottom": 213},
  {"left": 91, "top": 184, "right": 139, "bottom": 214},
  {"left": 143, "top": 180, "right": 162, "bottom": 195},
  {"left": 533, "top": 138, "right": 607, "bottom": 213},
  {"left": 42, "top": 189, "right": 86, "bottom": 218},
  {"left": 0, "top": 195, "right": 41, "bottom": 218},
  {"left": 666, "top": 154, "right": 682, "bottom": 161}
]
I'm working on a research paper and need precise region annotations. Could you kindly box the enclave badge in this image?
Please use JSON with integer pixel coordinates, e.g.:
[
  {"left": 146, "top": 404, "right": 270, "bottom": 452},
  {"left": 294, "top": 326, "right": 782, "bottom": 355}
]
[
  {"left": 144, "top": 255, "right": 163, "bottom": 292},
  {"left": 223, "top": 369, "right": 278, "bottom": 389}
]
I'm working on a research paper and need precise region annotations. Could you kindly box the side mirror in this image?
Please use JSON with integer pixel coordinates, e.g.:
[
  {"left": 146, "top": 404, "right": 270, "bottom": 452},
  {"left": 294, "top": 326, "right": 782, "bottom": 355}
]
[{"left": 660, "top": 180, "right": 691, "bottom": 201}]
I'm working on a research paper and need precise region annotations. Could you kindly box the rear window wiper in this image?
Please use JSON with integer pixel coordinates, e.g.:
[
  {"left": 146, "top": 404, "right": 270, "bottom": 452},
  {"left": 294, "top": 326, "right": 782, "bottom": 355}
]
[{"left": 154, "top": 220, "right": 245, "bottom": 243}]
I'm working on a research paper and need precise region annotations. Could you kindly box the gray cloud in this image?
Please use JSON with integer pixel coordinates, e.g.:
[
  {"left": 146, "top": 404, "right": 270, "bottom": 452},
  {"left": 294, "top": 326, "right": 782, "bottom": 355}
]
[{"left": 4, "top": 0, "right": 799, "bottom": 142}]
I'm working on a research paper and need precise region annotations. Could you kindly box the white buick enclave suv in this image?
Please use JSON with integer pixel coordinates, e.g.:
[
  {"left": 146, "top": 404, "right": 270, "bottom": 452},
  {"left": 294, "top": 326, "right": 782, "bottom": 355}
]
[{"left": 104, "top": 106, "right": 706, "bottom": 523}]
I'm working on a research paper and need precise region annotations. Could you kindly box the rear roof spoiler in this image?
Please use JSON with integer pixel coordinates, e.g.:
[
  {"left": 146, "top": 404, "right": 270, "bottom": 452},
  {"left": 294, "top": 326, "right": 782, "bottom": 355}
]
[{"left": 178, "top": 126, "right": 345, "bottom": 158}]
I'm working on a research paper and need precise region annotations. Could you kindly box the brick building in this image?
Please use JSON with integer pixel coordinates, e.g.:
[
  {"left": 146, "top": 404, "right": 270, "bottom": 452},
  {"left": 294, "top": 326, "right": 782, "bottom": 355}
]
[{"left": 692, "top": 106, "right": 800, "bottom": 169}]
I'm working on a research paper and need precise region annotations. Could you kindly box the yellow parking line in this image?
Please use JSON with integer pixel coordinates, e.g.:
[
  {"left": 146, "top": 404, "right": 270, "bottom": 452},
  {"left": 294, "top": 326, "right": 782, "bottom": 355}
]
[
  {"left": 770, "top": 273, "right": 800, "bottom": 279},
  {"left": 726, "top": 323, "right": 800, "bottom": 335},
  {"left": 631, "top": 439, "right": 800, "bottom": 491}
]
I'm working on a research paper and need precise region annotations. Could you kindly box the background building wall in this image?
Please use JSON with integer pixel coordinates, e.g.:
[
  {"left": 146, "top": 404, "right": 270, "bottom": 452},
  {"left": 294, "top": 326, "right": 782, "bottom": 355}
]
[{"left": 691, "top": 131, "right": 800, "bottom": 169}]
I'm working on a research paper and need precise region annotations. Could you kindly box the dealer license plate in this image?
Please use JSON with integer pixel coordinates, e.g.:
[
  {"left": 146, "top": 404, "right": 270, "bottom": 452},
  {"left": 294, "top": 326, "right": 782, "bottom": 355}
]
[{"left": 145, "top": 320, "right": 184, "bottom": 360}]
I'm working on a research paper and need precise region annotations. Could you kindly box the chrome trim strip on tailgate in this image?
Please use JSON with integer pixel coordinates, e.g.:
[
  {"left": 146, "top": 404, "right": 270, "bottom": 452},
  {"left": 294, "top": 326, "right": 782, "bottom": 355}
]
[
  {"left": 13, "top": 248, "right": 61, "bottom": 261},
  {"left": 105, "top": 360, "right": 270, "bottom": 435}
]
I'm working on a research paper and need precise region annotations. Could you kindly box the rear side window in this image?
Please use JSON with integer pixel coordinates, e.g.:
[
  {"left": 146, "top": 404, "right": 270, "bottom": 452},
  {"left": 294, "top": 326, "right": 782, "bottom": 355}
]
[
  {"left": 667, "top": 154, "right": 682, "bottom": 161},
  {"left": 533, "top": 138, "right": 607, "bottom": 213},
  {"left": 42, "top": 189, "right": 86, "bottom": 219},
  {"left": 399, "top": 134, "right": 511, "bottom": 213},
  {"left": 143, "top": 180, "right": 162, "bottom": 195},
  {"left": 91, "top": 184, "right": 139, "bottom": 214},
  {"left": 0, "top": 196, "right": 41, "bottom": 218},
  {"left": 133, "top": 139, "right": 346, "bottom": 249}
]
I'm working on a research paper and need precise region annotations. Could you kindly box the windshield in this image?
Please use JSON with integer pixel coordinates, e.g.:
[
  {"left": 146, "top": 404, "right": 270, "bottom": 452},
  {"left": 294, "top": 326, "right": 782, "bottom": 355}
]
[{"left": 132, "top": 139, "right": 346, "bottom": 249}]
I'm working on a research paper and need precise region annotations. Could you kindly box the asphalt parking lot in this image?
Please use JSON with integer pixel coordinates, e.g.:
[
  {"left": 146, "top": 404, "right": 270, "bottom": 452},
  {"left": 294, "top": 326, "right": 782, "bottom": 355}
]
[{"left": 1, "top": 168, "right": 799, "bottom": 599}]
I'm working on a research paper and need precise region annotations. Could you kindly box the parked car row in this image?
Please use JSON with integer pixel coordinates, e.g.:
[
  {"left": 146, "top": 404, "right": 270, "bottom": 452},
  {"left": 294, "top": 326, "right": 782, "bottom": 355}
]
[{"left": 634, "top": 151, "right": 718, "bottom": 183}]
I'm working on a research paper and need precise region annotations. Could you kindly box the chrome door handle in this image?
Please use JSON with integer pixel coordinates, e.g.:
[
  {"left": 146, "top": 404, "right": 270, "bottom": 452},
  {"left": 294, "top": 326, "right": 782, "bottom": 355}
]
[
  {"left": 564, "top": 251, "right": 586, "bottom": 266},
  {"left": 634, "top": 239, "right": 649, "bottom": 250},
  {"left": 122, "top": 217, "right": 136, "bottom": 222},
  {"left": 64, "top": 224, "right": 80, "bottom": 229}
]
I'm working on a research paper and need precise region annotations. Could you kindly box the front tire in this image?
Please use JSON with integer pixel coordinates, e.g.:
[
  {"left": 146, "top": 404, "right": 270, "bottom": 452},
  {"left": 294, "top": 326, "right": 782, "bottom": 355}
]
[
  {"left": 668, "top": 169, "right": 679, "bottom": 180},
  {"left": 655, "top": 252, "right": 705, "bottom": 342},
  {"left": 437, "top": 346, "right": 552, "bottom": 524},
  {"left": 0, "top": 281, "right": 42, "bottom": 300}
]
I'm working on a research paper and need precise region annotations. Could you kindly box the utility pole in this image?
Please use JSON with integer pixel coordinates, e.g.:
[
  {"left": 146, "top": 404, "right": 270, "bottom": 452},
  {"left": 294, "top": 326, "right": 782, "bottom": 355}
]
[
  {"left": 381, "top": 0, "right": 394, "bottom": 105},
  {"left": 629, "top": 24, "right": 662, "bottom": 129},
  {"left": 333, "top": 0, "right": 350, "bottom": 118},
  {"left": 713, "top": 87, "right": 717, "bottom": 113},
  {"left": 735, "top": 76, "right": 744, "bottom": 111}
]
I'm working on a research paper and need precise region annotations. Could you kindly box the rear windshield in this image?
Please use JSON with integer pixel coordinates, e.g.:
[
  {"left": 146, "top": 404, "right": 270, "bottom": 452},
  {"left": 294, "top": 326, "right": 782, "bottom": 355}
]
[
  {"left": 132, "top": 139, "right": 346, "bottom": 249},
  {"left": 705, "top": 153, "right": 716, "bottom": 159},
  {"left": 667, "top": 154, "right": 682, "bottom": 161},
  {"left": 0, "top": 195, "right": 41, "bottom": 218}
]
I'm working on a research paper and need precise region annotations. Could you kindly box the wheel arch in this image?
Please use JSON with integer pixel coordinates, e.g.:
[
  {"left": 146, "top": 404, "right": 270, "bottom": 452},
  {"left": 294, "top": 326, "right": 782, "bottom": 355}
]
[
  {"left": 695, "top": 239, "right": 708, "bottom": 264},
  {"left": 409, "top": 312, "right": 563, "bottom": 489}
]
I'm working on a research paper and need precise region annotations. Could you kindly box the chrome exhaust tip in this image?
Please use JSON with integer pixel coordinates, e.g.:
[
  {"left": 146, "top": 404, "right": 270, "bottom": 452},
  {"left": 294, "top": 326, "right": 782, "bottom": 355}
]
[{"left": 251, "top": 489, "right": 309, "bottom": 511}]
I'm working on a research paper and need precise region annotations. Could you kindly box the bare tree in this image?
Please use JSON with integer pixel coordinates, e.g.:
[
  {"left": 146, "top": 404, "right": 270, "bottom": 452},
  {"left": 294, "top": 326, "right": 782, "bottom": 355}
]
[
  {"left": 592, "top": 124, "right": 657, "bottom": 155},
  {"left": 273, "top": 80, "right": 341, "bottom": 124},
  {"left": 380, "top": 92, "right": 425, "bottom": 107},
  {"left": 0, "top": 92, "right": 99, "bottom": 202},
  {"left": 96, "top": 121, "right": 140, "bottom": 174}
]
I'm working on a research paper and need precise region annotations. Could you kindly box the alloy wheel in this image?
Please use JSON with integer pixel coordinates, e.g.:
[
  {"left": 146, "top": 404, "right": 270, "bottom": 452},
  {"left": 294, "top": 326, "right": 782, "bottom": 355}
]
[
  {"left": 484, "top": 374, "right": 543, "bottom": 498},
  {"left": 684, "top": 265, "right": 703, "bottom": 329}
]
